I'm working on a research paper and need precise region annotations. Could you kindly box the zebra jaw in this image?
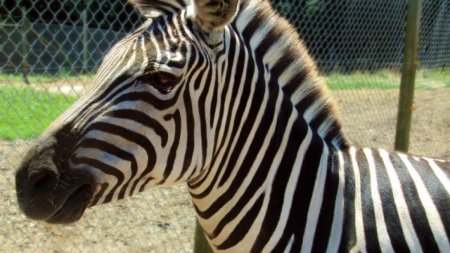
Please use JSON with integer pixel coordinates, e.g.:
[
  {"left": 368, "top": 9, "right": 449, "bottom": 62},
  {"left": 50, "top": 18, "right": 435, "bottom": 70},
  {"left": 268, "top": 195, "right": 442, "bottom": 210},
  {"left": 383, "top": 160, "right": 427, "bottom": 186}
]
[{"left": 15, "top": 135, "right": 97, "bottom": 224}]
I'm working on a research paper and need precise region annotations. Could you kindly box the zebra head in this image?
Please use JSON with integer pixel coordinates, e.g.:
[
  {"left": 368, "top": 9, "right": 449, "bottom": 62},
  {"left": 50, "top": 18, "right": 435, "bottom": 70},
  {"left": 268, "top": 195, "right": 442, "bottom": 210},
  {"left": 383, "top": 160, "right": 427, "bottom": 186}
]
[{"left": 15, "top": 0, "right": 240, "bottom": 224}]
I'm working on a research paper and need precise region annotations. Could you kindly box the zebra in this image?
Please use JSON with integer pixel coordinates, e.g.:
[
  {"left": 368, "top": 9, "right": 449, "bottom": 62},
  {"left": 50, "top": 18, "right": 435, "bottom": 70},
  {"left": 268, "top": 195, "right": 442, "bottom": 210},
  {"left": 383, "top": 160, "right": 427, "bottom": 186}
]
[{"left": 15, "top": 0, "right": 449, "bottom": 252}]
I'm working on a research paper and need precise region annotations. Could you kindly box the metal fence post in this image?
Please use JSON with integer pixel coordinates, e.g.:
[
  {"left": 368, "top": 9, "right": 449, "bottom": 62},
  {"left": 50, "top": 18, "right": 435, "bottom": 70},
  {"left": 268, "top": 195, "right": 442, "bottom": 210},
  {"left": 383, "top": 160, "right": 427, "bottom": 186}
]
[
  {"left": 20, "top": 6, "right": 30, "bottom": 84},
  {"left": 82, "top": 0, "right": 92, "bottom": 73},
  {"left": 193, "top": 219, "right": 213, "bottom": 253},
  {"left": 82, "top": 9, "right": 88, "bottom": 73},
  {"left": 395, "top": 0, "right": 423, "bottom": 152}
]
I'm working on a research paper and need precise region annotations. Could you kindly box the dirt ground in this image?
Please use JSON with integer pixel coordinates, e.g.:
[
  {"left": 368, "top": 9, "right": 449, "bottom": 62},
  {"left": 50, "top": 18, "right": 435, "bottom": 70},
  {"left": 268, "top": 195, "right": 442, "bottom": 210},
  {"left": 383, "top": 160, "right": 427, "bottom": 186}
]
[
  {"left": 0, "top": 89, "right": 449, "bottom": 252},
  {"left": 335, "top": 89, "right": 450, "bottom": 159}
]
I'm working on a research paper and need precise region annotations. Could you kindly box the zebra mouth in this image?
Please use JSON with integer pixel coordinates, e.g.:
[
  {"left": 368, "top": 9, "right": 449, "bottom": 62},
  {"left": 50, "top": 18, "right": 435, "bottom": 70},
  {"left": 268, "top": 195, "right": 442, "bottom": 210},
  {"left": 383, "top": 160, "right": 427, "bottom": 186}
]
[{"left": 46, "top": 184, "right": 94, "bottom": 224}]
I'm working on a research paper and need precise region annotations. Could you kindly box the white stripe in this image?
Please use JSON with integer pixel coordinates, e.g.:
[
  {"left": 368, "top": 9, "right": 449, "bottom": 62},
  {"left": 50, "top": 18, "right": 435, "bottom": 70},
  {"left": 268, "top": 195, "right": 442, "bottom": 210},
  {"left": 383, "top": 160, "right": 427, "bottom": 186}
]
[
  {"left": 304, "top": 99, "right": 325, "bottom": 123},
  {"left": 262, "top": 38, "right": 285, "bottom": 66},
  {"left": 235, "top": 2, "right": 257, "bottom": 32},
  {"left": 278, "top": 61, "right": 302, "bottom": 87},
  {"left": 317, "top": 117, "right": 334, "bottom": 137},
  {"left": 262, "top": 129, "right": 313, "bottom": 252},
  {"left": 349, "top": 147, "right": 367, "bottom": 253},
  {"left": 284, "top": 235, "right": 295, "bottom": 253},
  {"left": 150, "top": 27, "right": 162, "bottom": 69},
  {"left": 301, "top": 145, "right": 329, "bottom": 253},
  {"left": 398, "top": 154, "right": 450, "bottom": 252},
  {"left": 379, "top": 149, "right": 423, "bottom": 252},
  {"left": 290, "top": 78, "right": 316, "bottom": 105},
  {"left": 363, "top": 148, "right": 395, "bottom": 252},
  {"left": 326, "top": 150, "right": 346, "bottom": 253},
  {"left": 425, "top": 158, "right": 450, "bottom": 196},
  {"left": 210, "top": 91, "right": 285, "bottom": 245}
]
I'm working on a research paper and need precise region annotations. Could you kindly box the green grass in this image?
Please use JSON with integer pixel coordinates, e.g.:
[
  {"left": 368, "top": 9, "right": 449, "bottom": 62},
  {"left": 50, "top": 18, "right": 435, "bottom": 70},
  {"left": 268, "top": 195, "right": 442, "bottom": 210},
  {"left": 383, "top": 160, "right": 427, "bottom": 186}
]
[
  {"left": 416, "top": 69, "right": 450, "bottom": 88},
  {"left": 325, "top": 69, "right": 450, "bottom": 90},
  {"left": 0, "top": 86, "right": 76, "bottom": 140},
  {"left": 326, "top": 71, "right": 398, "bottom": 90}
]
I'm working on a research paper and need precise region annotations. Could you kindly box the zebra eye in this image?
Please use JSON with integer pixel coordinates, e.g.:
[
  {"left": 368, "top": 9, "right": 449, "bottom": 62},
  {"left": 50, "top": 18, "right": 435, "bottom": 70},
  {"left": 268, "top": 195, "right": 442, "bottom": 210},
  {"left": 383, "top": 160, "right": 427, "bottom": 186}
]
[
  {"left": 155, "top": 72, "right": 175, "bottom": 86},
  {"left": 139, "top": 71, "right": 178, "bottom": 94}
]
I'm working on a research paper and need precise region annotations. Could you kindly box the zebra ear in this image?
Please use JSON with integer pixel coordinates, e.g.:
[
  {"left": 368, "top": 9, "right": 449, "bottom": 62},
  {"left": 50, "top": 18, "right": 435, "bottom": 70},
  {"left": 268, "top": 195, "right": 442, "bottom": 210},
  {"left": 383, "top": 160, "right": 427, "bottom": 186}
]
[
  {"left": 129, "top": 0, "right": 186, "bottom": 18},
  {"left": 192, "top": 0, "right": 240, "bottom": 33}
]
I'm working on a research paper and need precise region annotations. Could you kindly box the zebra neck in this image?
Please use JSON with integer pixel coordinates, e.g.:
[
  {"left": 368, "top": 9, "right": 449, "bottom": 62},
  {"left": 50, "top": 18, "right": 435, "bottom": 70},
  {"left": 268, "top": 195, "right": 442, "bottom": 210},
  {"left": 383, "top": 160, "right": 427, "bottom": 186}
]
[
  {"left": 186, "top": 1, "right": 349, "bottom": 248},
  {"left": 187, "top": 125, "right": 341, "bottom": 250}
]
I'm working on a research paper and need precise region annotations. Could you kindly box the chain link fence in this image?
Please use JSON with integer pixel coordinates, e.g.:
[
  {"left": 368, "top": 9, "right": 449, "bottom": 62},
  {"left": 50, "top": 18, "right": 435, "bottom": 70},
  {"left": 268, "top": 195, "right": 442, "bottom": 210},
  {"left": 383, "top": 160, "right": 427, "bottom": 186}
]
[{"left": 1, "top": 0, "right": 449, "bottom": 252}]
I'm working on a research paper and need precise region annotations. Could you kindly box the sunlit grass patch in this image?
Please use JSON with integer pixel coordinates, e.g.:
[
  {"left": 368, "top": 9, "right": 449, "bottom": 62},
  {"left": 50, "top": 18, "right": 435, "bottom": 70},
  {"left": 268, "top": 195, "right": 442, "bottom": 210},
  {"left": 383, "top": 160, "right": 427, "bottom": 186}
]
[{"left": 0, "top": 86, "right": 76, "bottom": 140}]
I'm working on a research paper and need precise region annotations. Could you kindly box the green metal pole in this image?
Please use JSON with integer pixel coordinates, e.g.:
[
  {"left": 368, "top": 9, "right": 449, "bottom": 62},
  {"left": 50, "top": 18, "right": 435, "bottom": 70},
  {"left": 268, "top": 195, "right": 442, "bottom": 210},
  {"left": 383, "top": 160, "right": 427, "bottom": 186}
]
[
  {"left": 395, "top": 0, "right": 423, "bottom": 152},
  {"left": 193, "top": 219, "right": 214, "bottom": 253}
]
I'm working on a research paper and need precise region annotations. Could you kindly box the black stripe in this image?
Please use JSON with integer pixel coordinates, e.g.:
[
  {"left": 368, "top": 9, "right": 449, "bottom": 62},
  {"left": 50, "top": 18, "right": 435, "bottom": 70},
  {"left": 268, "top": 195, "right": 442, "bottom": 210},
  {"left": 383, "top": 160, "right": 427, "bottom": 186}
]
[
  {"left": 76, "top": 138, "right": 138, "bottom": 200},
  {"left": 310, "top": 107, "right": 330, "bottom": 130},
  {"left": 325, "top": 121, "right": 348, "bottom": 149},
  {"left": 90, "top": 183, "right": 108, "bottom": 206},
  {"left": 198, "top": 66, "right": 213, "bottom": 166},
  {"left": 113, "top": 89, "right": 181, "bottom": 111},
  {"left": 75, "top": 74, "right": 135, "bottom": 130},
  {"left": 149, "top": 0, "right": 183, "bottom": 12},
  {"left": 193, "top": 70, "right": 267, "bottom": 216},
  {"left": 389, "top": 152, "right": 440, "bottom": 252},
  {"left": 216, "top": 194, "right": 264, "bottom": 250},
  {"left": 295, "top": 88, "right": 322, "bottom": 114},
  {"left": 338, "top": 150, "right": 357, "bottom": 252},
  {"left": 357, "top": 149, "right": 381, "bottom": 253},
  {"left": 213, "top": 32, "right": 240, "bottom": 154},
  {"left": 281, "top": 68, "right": 309, "bottom": 97},
  {"left": 251, "top": 109, "right": 306, "bottom": 253},
  {"left": 286, "top": 135, "right": 324, "bottom": 252},
  {"left": 192, "top": 56, "right": 208, "bottom": 91},
  {"left": 216, "top": 32, "right": 247, "bottom": 154},
  {"left": 105, "top": 109, "right": 168, "bottom": 147},
  {"left": 160, "top": 110, "right": 181, "bottom": 184},
  {"left": 82, "top": 122, "right": 157, "bottom": 197},
  {"left": 189, "top": 35, "right": 252, "bottom": 196},
  {"left": 373, "top": 150, "right": 410, "bottom": 252},
  {"left": 409, "top": 157, "right": 450, "bottom": 239},
  {"left": 241, "top": 10, "right": 263, "bottom": 41},
  {"left": 180, "top": 13, "right": 194, "bottom": 39},
  {"left": 217, "top": 69, "right": 271, "bottom": 185},
  {"left": 254, "top": 29, "right": 279, "bottom": 59},
  {"left": 311, "top": 153, "right": 340, "bottom": 252},
  {"left": 72, "top": 156, "right": 124, "bottom": 203},
  {"left": 139, "top": 176, "right": 155, "bottom": 192},
  {"left": 213, "top": 93, "right": 292, "bottom": 239},
  {"left": 175, "top": 83, "right": 195, "bottom": 181}
]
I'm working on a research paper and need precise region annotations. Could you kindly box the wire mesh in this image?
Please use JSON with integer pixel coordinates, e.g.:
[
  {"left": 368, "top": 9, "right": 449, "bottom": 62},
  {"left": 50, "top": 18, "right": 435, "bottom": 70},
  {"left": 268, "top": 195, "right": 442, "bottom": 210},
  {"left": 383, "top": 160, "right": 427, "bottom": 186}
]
[
  {"left": 1, "top": 0, "right": 449, "bottom": 252},
  {"left": 272, "top": 0, "right": 450, "bottom": 159}
]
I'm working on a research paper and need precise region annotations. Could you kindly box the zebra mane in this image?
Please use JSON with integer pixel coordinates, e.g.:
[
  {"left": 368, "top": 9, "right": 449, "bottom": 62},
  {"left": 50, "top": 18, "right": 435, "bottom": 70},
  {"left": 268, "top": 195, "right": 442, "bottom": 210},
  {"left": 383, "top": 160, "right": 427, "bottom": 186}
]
[{"left": 237, "top": 0, "right": 349, "bottom": 149}]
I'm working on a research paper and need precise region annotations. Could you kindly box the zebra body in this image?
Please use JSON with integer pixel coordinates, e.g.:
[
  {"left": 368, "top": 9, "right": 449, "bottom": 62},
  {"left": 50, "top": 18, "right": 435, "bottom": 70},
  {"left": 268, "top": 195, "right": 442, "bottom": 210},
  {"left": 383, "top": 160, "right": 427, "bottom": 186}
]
[
  {"left": 335, "top": 148, "right": 449, "bottom": 253},
  {"left": 15, "top": 0, "right": 449, "bottom": 252}
]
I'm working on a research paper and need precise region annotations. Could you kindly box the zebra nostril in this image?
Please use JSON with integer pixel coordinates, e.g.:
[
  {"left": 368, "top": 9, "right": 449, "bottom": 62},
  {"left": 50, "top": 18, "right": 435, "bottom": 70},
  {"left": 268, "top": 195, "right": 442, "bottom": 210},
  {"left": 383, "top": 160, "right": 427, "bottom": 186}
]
[{"left": 28, "top": 168, "right": 59, "bottom": 191}]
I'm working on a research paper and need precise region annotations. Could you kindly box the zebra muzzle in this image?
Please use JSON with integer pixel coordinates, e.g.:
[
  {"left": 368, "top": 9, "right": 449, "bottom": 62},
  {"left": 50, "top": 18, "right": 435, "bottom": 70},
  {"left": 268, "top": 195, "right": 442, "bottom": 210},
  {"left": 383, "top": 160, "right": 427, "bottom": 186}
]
[{"left": 15, "top": 137, "right": 97, "bottom": 224}]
